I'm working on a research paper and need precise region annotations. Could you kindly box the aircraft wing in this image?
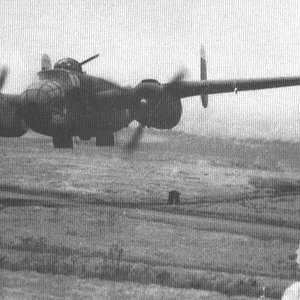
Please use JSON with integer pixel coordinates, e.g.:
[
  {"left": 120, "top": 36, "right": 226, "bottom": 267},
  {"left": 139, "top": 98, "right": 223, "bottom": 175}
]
[
  {"left": 166, "top": 76, "right": 300, "bottom": 98},
  {"left": 93, "top": 88, "right": 133, "bottom": 109},
  {"left": 94, "top": 75, "right": 300, "bottom": 110}
]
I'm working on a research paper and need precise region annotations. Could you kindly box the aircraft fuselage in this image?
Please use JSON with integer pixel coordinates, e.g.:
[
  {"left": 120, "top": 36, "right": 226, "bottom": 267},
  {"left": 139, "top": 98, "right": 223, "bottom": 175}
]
[{"left": 21, "top": 69, "right": 132, "bottom": 140}]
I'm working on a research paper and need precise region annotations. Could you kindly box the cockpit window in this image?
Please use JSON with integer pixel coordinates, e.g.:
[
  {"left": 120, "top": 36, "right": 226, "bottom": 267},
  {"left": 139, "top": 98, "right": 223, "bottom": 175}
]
[{"left": 53, "top": 58, "right": 83, "bottom": 73}]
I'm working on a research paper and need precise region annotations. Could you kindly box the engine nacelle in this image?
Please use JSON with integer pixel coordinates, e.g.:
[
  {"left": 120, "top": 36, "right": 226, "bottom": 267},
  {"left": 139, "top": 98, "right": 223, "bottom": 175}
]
[
  {"left": 132, "top": 79, "right": 182, "bottom": 129},
  {"left": 0, "top": 118, "right": 28, "bottom": 137},
  {"left": 0, "top": 95, "right": 28, "bottom": 137},
  {"left": 134, "top": 96, "right": 182, "bottom": 129}
]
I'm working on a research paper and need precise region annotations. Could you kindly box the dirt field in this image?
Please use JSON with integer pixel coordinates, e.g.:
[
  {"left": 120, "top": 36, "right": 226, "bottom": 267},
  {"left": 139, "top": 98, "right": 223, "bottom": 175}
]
[{"left": 0, "top": 130, "right": 300, "bottom": 299}]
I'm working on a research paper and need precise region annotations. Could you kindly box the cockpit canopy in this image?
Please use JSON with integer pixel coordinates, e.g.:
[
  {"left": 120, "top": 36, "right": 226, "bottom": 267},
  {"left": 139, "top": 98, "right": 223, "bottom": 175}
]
[{"left": 53, "top": 58, "right": 83, "bottom": 73}]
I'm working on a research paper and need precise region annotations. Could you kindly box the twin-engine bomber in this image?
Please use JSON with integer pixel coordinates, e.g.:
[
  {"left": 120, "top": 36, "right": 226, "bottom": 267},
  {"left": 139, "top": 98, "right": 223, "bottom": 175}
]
[{"left": 1, "top": 47, "right": 300, "bottom": 151}]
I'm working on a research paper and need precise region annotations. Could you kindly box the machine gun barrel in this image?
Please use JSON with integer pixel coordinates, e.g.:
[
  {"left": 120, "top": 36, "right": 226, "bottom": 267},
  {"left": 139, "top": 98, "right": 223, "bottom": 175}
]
[{"left": 80, "top": 54, "right": 100, "bottom": 66}]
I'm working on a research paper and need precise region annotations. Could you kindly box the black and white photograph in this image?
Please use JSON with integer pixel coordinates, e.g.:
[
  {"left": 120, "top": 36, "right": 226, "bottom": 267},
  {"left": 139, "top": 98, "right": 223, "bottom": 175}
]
[{"left": 1, "top": 1, "right": 300, "bottom": 299}]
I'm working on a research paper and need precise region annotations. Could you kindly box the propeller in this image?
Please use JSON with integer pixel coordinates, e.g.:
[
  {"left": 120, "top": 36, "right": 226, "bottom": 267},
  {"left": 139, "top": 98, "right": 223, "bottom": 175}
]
[
  {"left": 41, "top": 54, "right": 52, "bottom": 71},
  {"left": 169, "top": 68, "right": 188, "bottom": 84},
  {"left": 200, "top": 45, "right": 208, "bottom": 108},
  {"left": 124, "top": 122, "right": 144, "bottom": 153},
  {"left": 123, "top": 69, "right": 188, "bottom": 154},
  {"left": 0, "top": 66, "right": 8, "bottom": 91}
]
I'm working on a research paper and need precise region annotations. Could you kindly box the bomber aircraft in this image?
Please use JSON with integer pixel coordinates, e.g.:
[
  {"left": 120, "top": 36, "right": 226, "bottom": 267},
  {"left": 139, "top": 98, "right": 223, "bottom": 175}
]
[{"left": 1, "top": 47, "right": 300, "bottom": 151}]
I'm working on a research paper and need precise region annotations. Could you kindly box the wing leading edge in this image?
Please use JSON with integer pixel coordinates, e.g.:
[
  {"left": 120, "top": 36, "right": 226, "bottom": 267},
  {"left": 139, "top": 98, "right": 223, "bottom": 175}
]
[
  {"left": 166, "top": 76, "right": 300, "bottom": 98},
  {"left": 95, "top": 75, "right": 300, "bottom": 110}
]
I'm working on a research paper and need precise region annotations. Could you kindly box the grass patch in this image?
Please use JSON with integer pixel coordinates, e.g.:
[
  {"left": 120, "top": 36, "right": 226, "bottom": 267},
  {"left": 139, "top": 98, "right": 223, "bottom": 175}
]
[
  {"left": 1, "top": 136, "right": 300, "bottom": 298},
  {"left": 0, "top": 248, "right": 292, "bottom": 299},
  {"left": 0, "top": 269, "right": 263, "bottom": 300}
]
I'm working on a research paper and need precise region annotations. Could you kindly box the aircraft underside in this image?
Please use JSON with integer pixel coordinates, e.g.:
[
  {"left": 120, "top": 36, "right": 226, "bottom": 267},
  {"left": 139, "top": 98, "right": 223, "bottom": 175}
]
[
  {"left": 31, "top": 111, "right": 129, "bottom": 148},
  {"left": 51, "top": 128, "right": 115, "bottom": 148}
]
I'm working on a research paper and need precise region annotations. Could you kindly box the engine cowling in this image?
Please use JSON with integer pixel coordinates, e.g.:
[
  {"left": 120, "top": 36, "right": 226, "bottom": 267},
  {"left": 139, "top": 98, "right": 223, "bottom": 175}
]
[
  {"left": 0, "top": 94, "right": 28, "bottom": 137},
  {"left": 132, "top": 79, "right": 182, "bottom": 129}
]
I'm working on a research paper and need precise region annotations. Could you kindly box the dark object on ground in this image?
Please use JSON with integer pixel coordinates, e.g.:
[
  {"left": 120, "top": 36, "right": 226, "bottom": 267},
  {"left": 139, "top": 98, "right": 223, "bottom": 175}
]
[{"left": 168, "top": 190, "right": 181, "bottom": 205}]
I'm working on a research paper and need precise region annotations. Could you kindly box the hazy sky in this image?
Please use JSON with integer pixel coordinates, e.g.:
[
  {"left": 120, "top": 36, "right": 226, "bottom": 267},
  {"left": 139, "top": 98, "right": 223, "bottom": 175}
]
[{"left": 1, "top": 0, "right": 300, "bottom": 140}]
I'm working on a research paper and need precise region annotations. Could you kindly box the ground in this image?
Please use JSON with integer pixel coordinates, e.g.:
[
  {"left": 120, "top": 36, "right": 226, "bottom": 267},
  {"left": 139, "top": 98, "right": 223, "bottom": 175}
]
[{"left": 0, "top": 129, "right": 299, "bottom": 299}]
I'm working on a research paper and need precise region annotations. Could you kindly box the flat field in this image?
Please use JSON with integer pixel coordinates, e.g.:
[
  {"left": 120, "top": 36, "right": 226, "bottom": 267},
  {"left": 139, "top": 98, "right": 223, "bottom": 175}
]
[{"left": 0, "top": 130, "right": 300, "bottom": 299}]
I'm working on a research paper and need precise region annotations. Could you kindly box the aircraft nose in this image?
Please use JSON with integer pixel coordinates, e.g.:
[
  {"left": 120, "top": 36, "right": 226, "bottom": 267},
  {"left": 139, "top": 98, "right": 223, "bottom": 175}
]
[
  {"left": 20, "top": 80, "right": 66, "bottom": 131},
  {"left": 21, "top": 80, "right": 65, "bottom": 106}
]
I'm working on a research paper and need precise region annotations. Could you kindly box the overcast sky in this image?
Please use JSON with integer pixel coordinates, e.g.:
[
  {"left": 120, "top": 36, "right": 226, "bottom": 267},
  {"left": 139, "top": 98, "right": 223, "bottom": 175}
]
[{"left": 1, "top": 0, "right": 300, "bottom": 140}]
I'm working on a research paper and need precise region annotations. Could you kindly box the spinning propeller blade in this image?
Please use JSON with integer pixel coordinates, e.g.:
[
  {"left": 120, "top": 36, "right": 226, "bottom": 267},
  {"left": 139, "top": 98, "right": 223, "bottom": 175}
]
[
  {"left": 0, "top": 67, "right": 8, "bottom": 91},
  {"left": 124, "top": 123, "right": 144, "bottom": 153},
  {"left": 200, "top": 45, "right": 208, "bottom": 108},
  {"left": 169, "top": 68, "right": 188, "bottom": 84},
  {"left": 41, "top": 54, "right": 52, "bottom": 71}
]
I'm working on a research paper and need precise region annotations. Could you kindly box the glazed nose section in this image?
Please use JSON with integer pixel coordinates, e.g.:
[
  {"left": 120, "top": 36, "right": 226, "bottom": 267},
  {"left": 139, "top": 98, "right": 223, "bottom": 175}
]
[
  {"left": 21, "top": 80, "right": 66, "bottom": 124},
  {"left": 21, "top": 80, "right": 65, "bottom": 107}
]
